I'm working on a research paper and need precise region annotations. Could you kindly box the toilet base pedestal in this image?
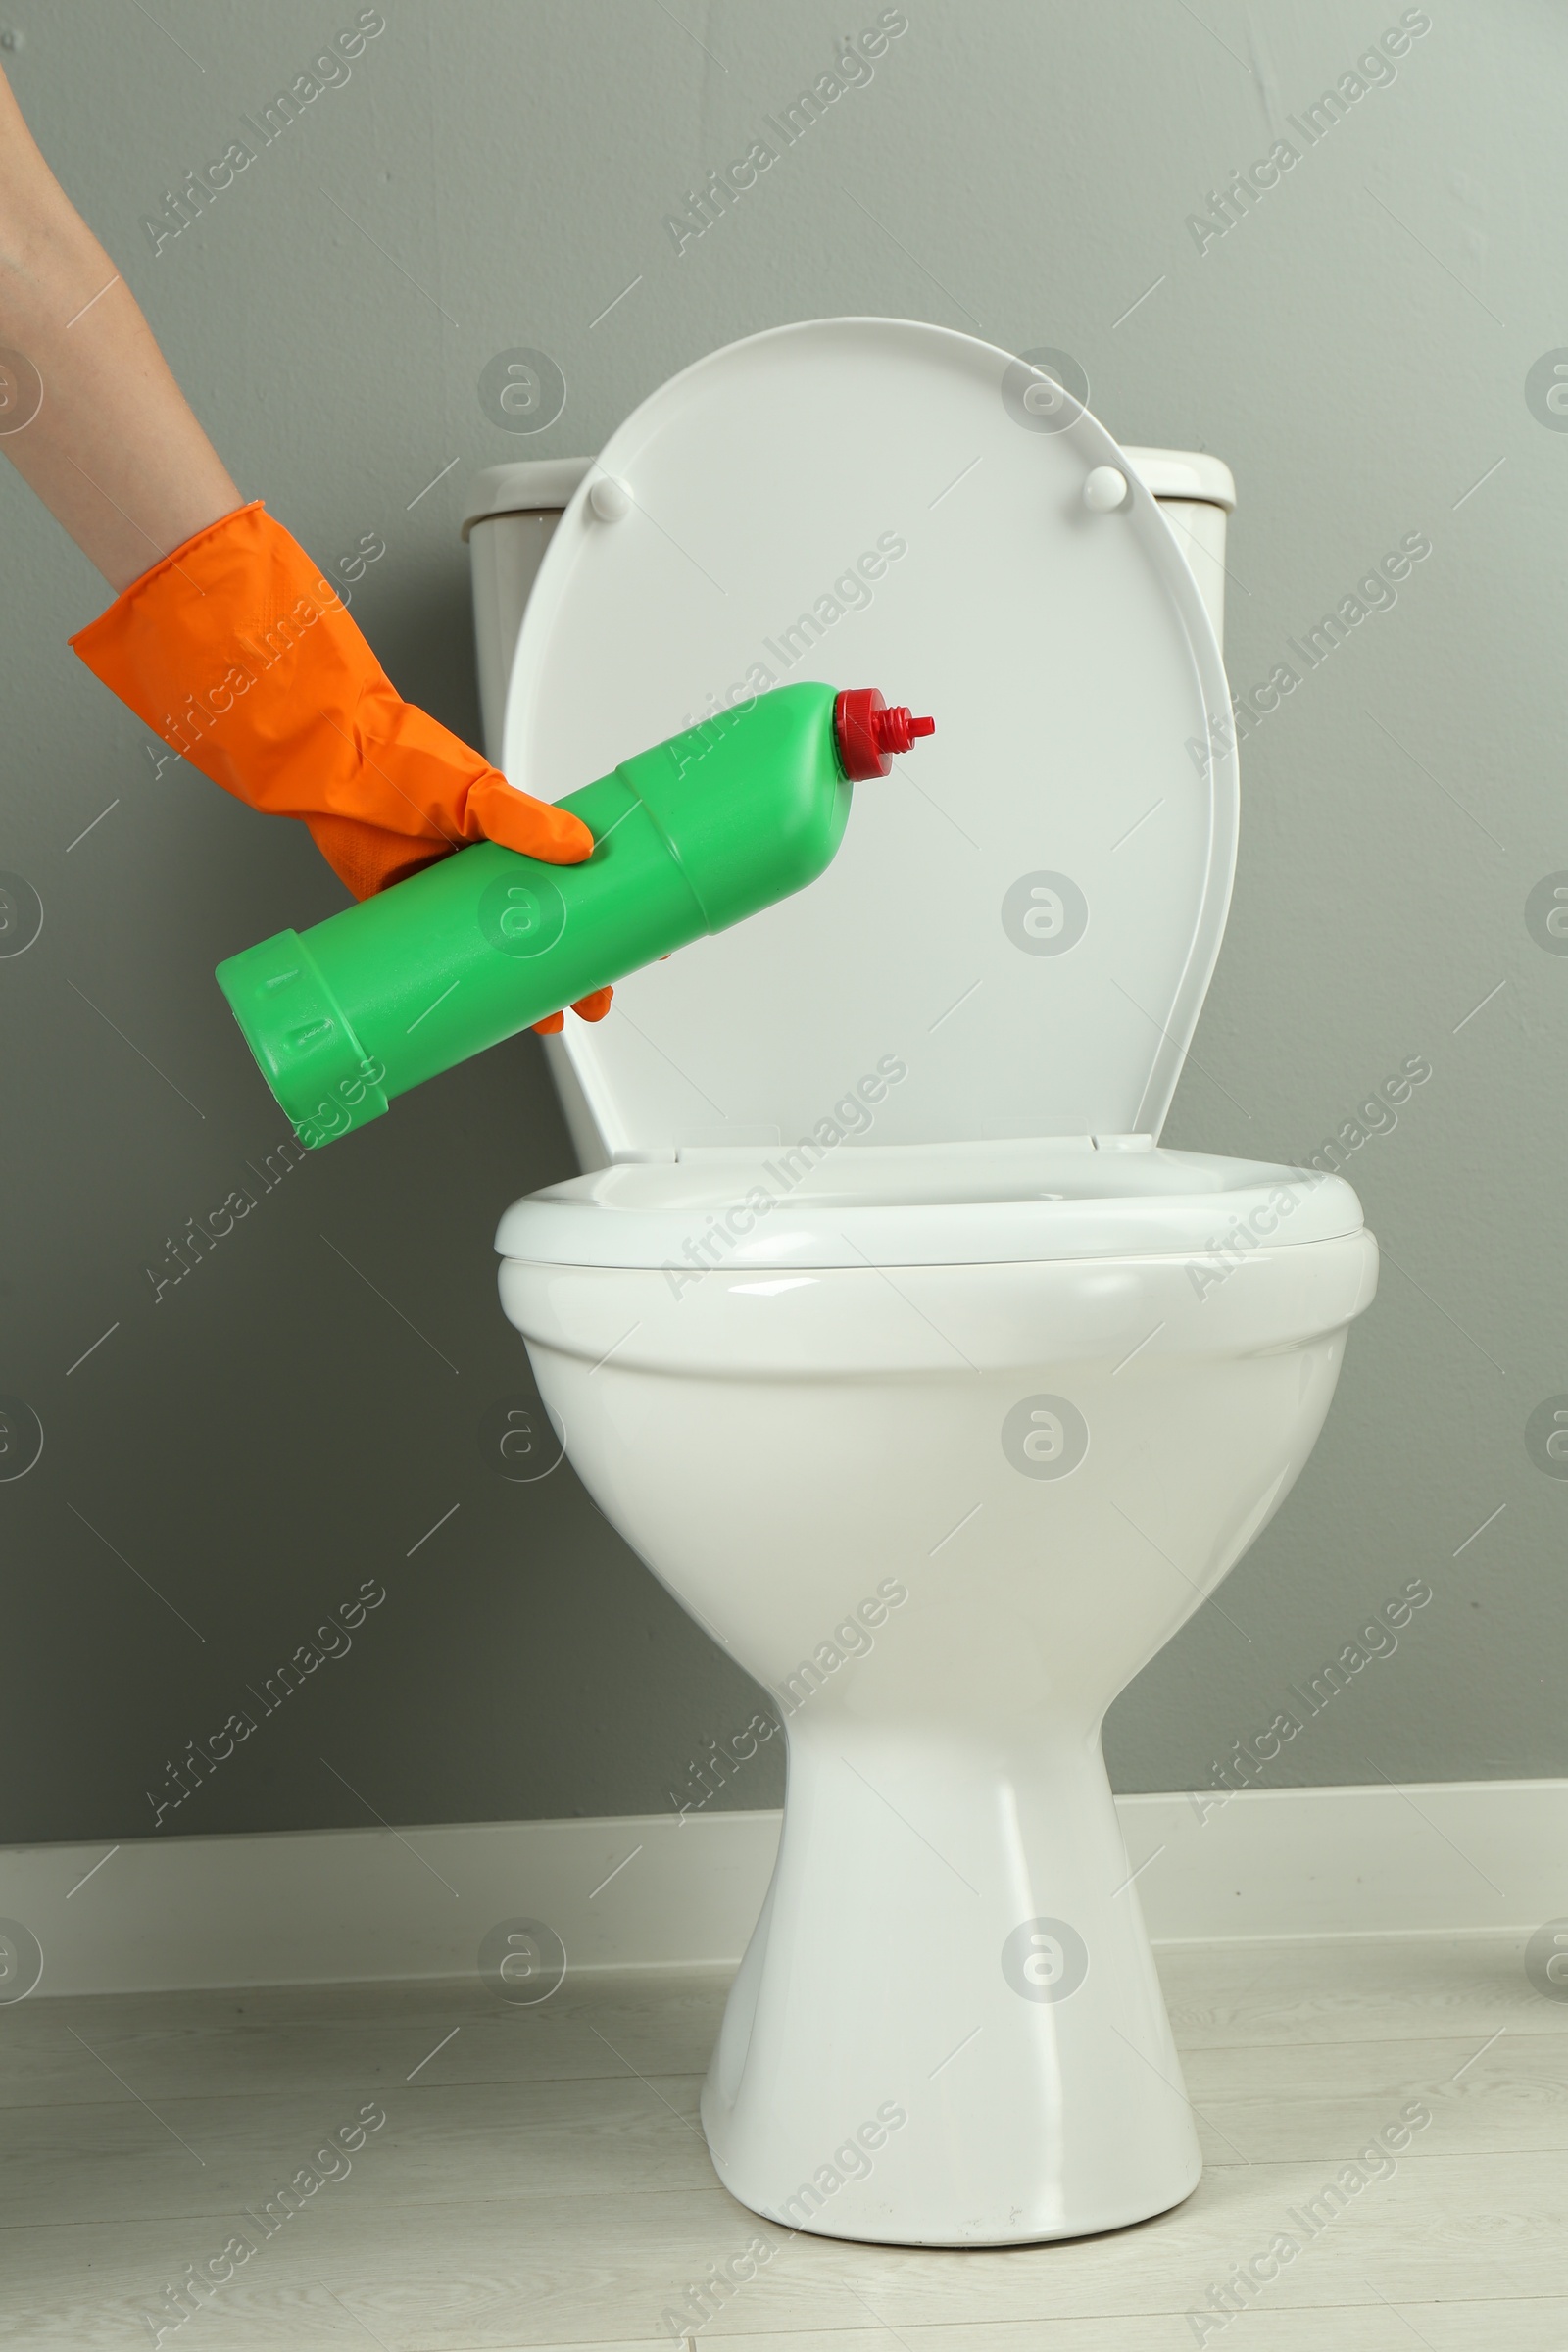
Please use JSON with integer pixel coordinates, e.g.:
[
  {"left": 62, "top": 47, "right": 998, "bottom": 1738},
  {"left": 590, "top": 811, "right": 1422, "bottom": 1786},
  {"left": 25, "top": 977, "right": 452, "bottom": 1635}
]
[{"left": 700, "top": 1721, "right": 1201, "bottom": 2246}]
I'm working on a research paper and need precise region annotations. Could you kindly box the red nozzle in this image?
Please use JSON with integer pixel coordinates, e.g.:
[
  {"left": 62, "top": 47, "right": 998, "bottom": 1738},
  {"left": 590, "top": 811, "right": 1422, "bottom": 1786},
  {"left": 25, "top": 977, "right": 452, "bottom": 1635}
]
[
  {"left": 874, "top": 705, "right": 936, "bottom": 756},
  {"left": 834, "top": 687, "right": 937, "bottom": 780}
]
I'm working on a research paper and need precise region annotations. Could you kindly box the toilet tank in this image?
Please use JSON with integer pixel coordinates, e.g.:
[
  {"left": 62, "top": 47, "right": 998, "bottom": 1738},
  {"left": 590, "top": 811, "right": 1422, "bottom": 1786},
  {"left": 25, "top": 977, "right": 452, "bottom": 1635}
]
[
  {"left": 460, "top": 441, "right": 1237, "bottom": 1171},
  {"left": 461, "top": 445, "right": 1236, "bottom": 766},
  {"left": 1119, "top": 447, "right": 1235, "bottom": 652}
]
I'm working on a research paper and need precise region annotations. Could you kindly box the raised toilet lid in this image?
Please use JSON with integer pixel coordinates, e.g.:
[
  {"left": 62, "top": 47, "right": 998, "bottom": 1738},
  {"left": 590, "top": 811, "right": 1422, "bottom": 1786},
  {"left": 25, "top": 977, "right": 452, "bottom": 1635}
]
[{"left": 502, "top": 318, "right": 1239, "bottom": 1158}]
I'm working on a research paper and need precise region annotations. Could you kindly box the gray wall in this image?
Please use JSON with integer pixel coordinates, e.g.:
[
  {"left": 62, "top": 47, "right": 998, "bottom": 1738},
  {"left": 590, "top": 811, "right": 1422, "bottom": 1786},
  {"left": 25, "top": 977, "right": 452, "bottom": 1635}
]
[{"left": 1, "top": 0, "right": 1560, "bottom": 1847}]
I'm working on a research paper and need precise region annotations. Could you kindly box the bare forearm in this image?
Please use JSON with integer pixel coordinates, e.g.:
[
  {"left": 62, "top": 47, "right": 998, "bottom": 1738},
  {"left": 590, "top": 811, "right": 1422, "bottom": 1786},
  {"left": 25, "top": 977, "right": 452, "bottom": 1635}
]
[{"left": 0, "top": 67, "right": 239, "bottom": 589}]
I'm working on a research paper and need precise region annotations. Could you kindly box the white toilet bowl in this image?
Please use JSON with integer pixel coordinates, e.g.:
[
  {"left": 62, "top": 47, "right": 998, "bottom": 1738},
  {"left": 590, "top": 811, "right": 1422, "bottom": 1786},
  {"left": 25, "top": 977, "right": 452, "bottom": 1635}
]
[
  {"left": 497, "top": 1140, "right": 1375, "bottom": 2242},
  {"left": 467, "top": 319, "right": 1378, "bottom": 2243}
]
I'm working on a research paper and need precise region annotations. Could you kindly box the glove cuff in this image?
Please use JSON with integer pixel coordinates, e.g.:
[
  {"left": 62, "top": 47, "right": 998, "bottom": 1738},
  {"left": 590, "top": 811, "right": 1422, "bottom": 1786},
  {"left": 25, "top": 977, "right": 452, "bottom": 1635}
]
[{"left": 70, "top": 500, "right": 489, "bottom": 851}]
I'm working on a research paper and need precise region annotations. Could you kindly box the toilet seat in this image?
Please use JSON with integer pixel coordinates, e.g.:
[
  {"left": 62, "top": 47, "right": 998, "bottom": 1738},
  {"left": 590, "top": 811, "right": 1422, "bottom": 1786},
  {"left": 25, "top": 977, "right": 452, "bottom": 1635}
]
[{"left": 495, "top": 1140, "right": 1362, "bottom": 1272}]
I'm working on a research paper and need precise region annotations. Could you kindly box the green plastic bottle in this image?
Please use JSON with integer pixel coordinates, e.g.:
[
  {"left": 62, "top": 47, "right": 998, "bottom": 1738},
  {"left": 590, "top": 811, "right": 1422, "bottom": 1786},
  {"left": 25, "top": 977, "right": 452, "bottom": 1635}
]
[{"left": 215, "top": 680, "right": 933, "bottom": 1148}]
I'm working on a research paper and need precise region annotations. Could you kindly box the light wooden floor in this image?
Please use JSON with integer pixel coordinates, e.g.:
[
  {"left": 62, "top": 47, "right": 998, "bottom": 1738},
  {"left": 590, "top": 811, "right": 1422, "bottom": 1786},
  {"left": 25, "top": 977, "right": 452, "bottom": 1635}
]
[{"left": 2, "top": 1932, "right": 1565, "bottom": 2348}]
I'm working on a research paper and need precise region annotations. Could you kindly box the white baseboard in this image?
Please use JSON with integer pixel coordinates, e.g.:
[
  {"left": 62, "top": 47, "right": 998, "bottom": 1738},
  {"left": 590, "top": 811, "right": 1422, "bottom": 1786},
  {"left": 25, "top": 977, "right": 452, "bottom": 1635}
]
[
  {"left": 2, "top": 1779, "right": 1562, "bottom": 1997},
  {"left": 1119, "top": 1777, "right": 1567, "bottom": 1942}
]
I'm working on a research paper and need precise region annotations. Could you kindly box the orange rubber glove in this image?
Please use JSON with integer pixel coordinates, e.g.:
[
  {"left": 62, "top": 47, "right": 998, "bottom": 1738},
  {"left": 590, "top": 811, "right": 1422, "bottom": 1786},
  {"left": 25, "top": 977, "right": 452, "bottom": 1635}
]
[{"left": 70, "top": 501, "right": 611, "bottom": 1032}]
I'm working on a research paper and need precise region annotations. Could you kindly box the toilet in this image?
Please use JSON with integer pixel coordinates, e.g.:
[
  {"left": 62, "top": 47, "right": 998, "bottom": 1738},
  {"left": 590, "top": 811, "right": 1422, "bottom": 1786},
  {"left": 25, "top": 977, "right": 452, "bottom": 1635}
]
[{"left": 463, "top": 319, "right": 1378, "bottom": 2248}]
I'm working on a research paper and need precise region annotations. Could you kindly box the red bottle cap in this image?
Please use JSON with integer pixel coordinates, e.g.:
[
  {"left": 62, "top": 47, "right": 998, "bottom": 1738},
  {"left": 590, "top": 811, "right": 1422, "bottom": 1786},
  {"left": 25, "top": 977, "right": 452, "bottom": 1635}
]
[{"left": 834, "top": 687, "right": 936, "bottom": 780}]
